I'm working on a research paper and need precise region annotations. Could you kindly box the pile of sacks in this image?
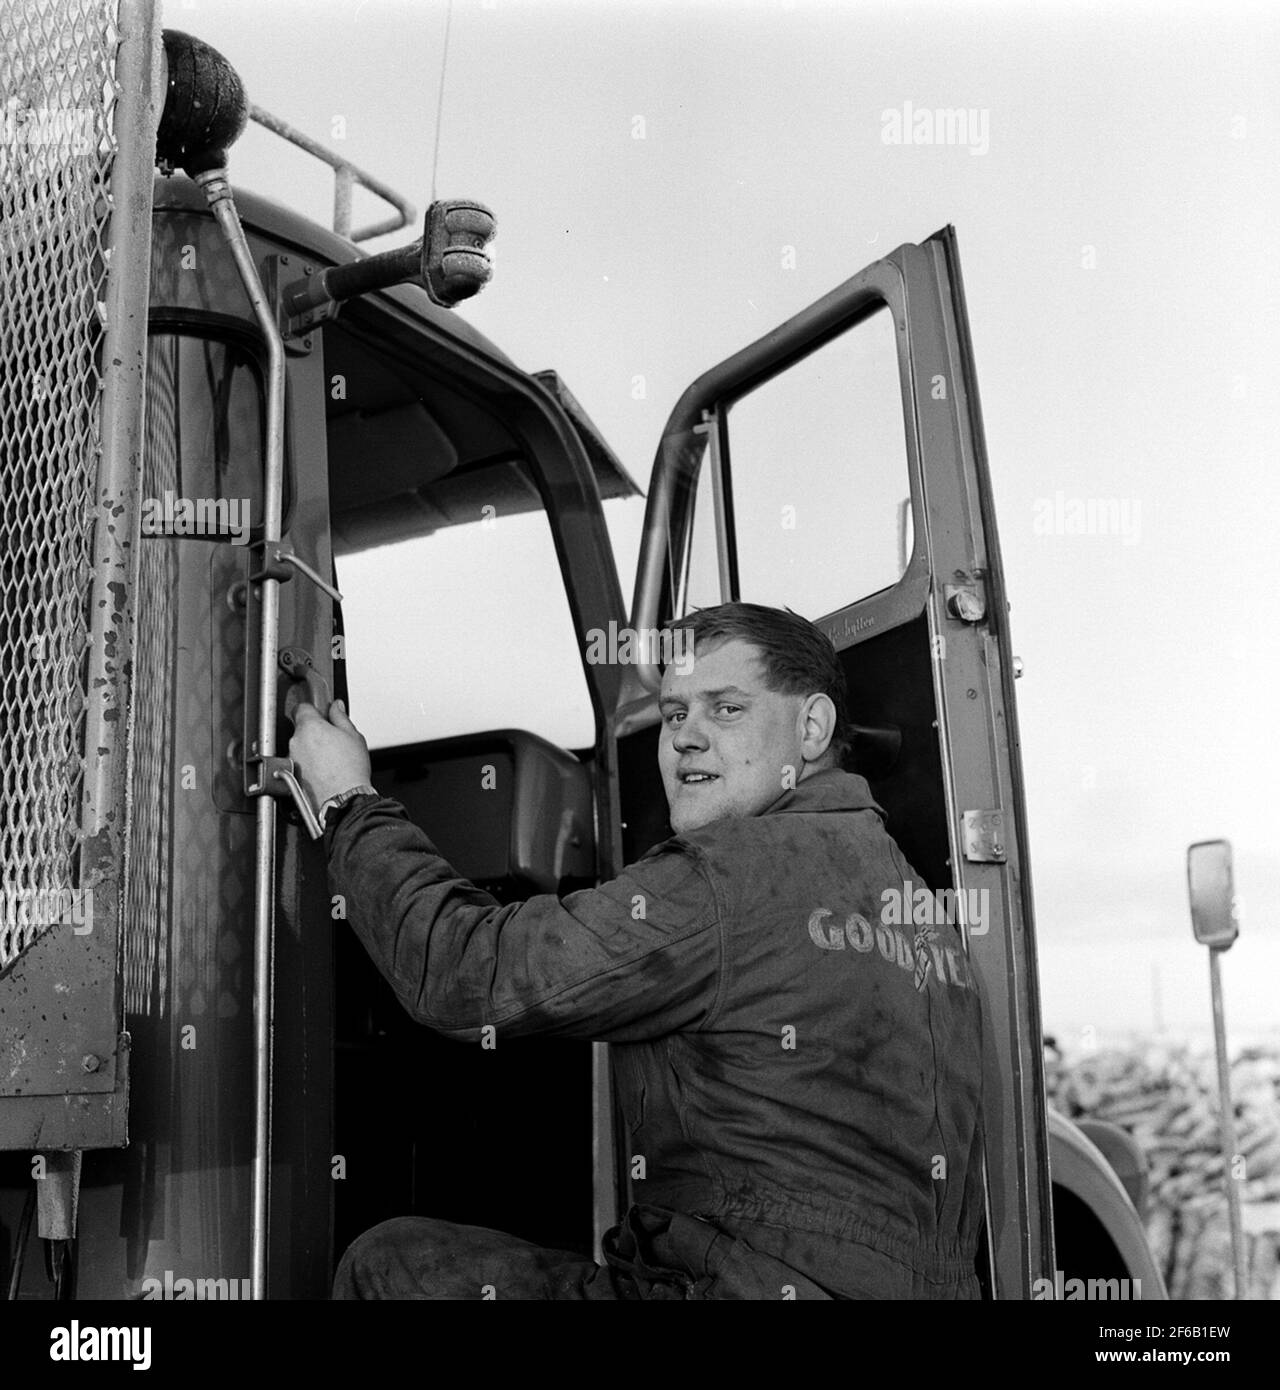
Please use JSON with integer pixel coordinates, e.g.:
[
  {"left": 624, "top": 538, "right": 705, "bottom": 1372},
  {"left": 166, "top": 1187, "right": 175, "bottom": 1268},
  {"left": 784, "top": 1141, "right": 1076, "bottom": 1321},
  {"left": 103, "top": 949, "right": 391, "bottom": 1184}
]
[{"left": 1044, "top": 1039, "right": 1280, "bottom": 1299}]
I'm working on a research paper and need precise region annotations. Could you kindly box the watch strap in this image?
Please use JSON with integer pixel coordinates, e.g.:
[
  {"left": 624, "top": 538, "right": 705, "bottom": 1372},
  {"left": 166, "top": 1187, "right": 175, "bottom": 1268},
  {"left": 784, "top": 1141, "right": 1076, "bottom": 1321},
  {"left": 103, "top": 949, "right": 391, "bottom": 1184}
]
[{"left": 318, "top": 784, "right": 378, "bottom": 832}]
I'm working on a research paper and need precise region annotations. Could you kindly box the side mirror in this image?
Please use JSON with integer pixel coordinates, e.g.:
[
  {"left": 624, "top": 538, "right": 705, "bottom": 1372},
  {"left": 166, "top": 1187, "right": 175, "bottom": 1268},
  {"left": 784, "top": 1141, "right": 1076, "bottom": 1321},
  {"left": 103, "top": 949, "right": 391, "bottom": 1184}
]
[
  {"left": 1187, "top": 839, "right": 1238, "bottom": 949},
  {"left": 280, "top": 199, "right": 496, "bottom": 336}
]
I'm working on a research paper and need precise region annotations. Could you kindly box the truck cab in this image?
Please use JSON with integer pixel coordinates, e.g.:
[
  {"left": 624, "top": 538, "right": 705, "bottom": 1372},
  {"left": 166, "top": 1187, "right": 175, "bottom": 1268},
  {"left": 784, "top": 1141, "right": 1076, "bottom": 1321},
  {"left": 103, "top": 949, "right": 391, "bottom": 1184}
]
[{"left": 0, "top": 7, "right": 1164, "bottom": 1301}]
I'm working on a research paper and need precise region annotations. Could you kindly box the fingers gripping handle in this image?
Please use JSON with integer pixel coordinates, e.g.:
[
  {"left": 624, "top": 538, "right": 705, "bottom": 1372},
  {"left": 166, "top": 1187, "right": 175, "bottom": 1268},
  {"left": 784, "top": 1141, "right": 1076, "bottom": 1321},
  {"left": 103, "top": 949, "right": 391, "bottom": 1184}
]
[
  {"left": 279, "top": 646, "right": 331, "bottom": 722},
  {"left": 252, "top": 646, "right": 330, "bottom": 839}
]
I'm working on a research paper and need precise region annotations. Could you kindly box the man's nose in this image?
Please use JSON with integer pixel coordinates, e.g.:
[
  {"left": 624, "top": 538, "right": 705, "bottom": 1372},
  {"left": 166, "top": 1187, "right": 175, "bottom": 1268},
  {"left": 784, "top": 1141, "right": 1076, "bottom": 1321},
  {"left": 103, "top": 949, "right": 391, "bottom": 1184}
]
[{"left": 672, "top": 715, "right": 709, "bottom": 751}]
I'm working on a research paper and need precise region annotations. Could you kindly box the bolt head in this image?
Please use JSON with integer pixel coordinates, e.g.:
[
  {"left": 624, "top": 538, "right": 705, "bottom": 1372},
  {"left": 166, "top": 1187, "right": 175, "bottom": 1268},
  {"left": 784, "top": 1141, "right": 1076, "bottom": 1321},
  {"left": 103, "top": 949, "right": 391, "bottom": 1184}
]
[{"left": 949, "top": 590, "right": 984, "bottom": 622}]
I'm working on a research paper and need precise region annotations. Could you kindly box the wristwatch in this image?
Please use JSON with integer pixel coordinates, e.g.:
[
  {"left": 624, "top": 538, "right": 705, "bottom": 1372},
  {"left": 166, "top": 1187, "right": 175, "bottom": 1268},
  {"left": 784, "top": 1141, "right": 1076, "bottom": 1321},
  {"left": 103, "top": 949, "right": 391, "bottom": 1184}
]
[{"left": 318, "top": 784, "right": 378, "bottom": 833}]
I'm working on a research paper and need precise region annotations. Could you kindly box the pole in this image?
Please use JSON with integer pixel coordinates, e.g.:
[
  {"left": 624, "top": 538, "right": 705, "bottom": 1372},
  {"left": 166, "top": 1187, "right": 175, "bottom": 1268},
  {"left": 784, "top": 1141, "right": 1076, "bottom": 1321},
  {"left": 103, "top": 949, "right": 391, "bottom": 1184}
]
[
  {"left": 1208, "top": 947, "right": 1247, "bottom": 1299},
  {"left": 196, "top": 169, "right": 288, "bottom": 1301}
]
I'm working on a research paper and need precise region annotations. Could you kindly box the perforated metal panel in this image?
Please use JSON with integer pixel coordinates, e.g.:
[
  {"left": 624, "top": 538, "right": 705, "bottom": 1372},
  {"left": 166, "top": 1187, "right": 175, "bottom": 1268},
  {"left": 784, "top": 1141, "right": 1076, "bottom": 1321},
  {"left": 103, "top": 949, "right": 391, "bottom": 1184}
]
[{"left": 0, "top": 0, "right": 122, "bottom": 971}]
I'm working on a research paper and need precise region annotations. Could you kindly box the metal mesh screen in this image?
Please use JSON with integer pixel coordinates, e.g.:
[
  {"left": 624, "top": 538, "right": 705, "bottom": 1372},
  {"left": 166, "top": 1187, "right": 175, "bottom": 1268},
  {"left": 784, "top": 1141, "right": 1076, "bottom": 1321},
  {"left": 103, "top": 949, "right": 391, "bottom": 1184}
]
[{"left": 0, "top": 0, "right": 122, "bottom": 970}]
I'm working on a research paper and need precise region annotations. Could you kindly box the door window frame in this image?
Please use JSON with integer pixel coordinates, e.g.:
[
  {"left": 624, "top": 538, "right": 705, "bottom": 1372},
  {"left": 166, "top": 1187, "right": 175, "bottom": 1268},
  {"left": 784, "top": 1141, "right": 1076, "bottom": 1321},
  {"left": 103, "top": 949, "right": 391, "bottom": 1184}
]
[{"left": 629, "top": 255, "right": 930, "bottom": 698}]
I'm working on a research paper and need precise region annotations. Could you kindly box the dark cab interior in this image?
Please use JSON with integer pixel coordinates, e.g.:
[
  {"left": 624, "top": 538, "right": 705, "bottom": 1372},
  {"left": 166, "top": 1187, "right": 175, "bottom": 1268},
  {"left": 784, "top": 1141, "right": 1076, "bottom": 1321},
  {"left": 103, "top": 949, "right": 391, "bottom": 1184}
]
[{"left": 323, "top": 302, "right": 956, "bottom": 1268}]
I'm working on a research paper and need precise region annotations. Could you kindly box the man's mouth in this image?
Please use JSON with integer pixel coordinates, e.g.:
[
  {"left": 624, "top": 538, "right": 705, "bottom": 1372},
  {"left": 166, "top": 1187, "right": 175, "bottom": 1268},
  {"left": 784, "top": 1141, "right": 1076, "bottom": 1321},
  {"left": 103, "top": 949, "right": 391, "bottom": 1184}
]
[{"left": 678, "top": 771, "right": 719, "bottom": 786}]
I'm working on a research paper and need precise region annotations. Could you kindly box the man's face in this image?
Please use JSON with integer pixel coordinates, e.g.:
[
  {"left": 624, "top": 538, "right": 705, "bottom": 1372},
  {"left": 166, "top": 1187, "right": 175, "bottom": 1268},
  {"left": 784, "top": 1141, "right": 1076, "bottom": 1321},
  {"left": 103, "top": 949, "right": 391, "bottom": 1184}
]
[{"left": 658, "top": 638, "right": 809, "bottom": 834}]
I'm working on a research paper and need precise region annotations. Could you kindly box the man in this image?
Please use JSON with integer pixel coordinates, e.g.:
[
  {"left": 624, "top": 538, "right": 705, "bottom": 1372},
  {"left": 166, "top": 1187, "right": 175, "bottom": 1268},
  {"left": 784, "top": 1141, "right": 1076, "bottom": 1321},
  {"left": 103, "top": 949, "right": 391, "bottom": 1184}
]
[{"left": 290, "top": 602, "right": 985, "bottom": 1299}]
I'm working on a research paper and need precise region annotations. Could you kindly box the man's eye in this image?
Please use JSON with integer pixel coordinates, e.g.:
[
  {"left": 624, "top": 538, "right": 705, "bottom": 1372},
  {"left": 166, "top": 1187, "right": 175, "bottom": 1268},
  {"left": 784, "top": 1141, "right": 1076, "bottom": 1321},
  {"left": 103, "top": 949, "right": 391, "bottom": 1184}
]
[
  {"left": 665, "top": 710, "right": 685, "bottom": 726},
  {"left": 717, "top": 705, "right": 742, "bottom": 716}
]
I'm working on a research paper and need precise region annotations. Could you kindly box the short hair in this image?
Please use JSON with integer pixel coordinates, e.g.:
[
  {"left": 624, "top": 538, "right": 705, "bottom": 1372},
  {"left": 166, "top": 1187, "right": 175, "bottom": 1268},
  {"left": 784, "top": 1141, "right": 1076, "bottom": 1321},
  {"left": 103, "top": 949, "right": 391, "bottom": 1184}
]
[{"left": 662, "top": 602, "right": 851, "bottom": 766}]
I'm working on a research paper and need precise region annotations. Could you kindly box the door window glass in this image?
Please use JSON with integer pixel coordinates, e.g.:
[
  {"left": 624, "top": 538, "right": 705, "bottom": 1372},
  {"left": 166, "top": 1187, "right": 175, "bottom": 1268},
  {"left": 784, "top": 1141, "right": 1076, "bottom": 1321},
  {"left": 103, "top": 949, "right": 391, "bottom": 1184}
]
[
  {"left": 143, "top": 334, "right": 265, "bottom": 538},
  {"left": 336, "top": 505, "right": 596, "bottom": 753},
  {"left": 686, "top": 305, "right": 911, "bottom": 621}
]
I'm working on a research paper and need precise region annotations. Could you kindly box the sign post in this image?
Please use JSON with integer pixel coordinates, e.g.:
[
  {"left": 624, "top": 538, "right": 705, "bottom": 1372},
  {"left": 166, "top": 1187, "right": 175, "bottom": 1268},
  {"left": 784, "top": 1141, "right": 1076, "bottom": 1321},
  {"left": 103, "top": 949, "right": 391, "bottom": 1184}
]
[{"left": 1186, "top": 838, "right": 1246, "bottom": 1299}]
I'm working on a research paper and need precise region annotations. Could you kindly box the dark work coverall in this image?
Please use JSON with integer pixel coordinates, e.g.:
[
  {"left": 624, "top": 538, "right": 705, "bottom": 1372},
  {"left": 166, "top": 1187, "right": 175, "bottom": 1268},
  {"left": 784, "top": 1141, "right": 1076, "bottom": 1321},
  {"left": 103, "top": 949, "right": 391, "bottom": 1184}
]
[{"left": 324, "top": 767, "right": 985, "bottom": 1300}]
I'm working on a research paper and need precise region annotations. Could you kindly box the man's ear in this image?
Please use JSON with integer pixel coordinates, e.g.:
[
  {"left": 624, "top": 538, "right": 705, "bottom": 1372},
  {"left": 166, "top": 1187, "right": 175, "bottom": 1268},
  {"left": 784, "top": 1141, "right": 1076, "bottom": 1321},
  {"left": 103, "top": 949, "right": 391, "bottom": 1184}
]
[{"left": 799, "top": 693, "right": 837, "bottom": 765}]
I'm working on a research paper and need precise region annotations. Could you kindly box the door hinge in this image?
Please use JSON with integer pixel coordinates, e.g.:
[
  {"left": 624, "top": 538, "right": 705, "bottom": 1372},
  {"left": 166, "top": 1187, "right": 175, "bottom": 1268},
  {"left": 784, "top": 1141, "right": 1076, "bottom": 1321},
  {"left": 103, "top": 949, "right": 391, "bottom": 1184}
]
[{"left": 962, "top": 809, "right": 1006, "bottom": 863}]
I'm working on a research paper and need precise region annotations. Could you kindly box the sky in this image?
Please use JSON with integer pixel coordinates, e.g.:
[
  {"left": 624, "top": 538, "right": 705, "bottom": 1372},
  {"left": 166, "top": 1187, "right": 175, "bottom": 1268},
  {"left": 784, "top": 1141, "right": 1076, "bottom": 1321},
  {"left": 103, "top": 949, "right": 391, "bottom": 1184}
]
[{"left": 173, "top": 0, "right": 1280, "bottom": 1039}]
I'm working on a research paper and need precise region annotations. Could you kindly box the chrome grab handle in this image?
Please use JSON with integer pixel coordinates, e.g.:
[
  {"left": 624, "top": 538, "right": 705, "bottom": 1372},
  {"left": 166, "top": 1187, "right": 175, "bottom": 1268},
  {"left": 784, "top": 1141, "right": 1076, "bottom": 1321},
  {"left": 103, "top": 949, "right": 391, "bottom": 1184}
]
[{"left": 268, "top": 762, "right": 323, "bottom": 840}]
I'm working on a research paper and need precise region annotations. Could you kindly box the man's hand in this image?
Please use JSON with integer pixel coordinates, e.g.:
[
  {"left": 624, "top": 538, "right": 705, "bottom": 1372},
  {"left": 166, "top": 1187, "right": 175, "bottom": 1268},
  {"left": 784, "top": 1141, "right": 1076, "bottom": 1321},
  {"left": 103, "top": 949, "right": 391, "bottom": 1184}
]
[{"left": 288, "top": 698, "right": 373, "bottom": 809}]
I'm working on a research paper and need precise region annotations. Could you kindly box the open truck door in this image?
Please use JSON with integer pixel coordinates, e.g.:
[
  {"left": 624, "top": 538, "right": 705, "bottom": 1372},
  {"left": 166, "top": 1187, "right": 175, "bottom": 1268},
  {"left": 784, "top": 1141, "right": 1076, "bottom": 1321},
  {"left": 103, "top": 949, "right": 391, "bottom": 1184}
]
[{"left": 614, "top": 229, "right": 1055, "bottom": 1298}]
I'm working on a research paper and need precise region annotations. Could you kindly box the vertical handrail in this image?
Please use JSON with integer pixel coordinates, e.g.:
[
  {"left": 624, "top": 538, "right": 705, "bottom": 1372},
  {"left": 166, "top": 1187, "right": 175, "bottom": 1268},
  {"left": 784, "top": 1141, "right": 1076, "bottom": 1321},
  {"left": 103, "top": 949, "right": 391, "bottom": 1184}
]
[
  {"left": 333, "top": 167, "right": 354, "bottom": 239},
  {"left": 193, "top": 169, "right": 287, "bottom": 1301}
]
